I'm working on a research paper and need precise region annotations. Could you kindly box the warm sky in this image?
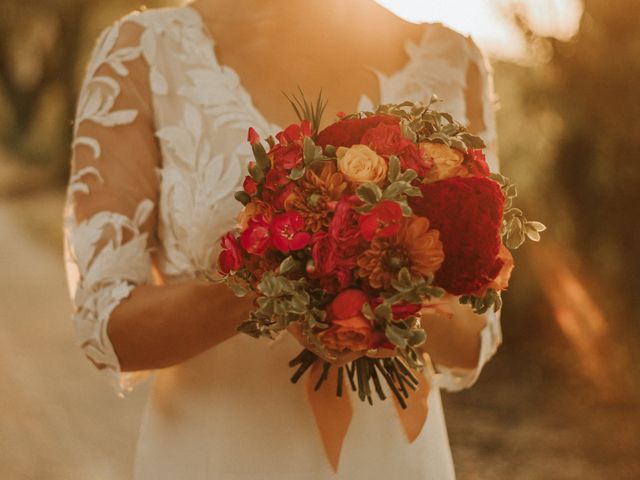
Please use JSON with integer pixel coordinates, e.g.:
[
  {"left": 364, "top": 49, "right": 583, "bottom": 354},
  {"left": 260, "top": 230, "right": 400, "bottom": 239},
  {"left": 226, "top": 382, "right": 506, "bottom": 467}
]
[{"left": 375, "top": 0, "right": 583, "bottom": 59}]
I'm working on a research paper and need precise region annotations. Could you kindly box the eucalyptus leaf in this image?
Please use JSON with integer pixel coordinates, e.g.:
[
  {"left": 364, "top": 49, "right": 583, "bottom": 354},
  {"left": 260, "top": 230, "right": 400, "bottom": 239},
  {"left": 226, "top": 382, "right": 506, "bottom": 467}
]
[
  {"left": 385, "top": 324, "right": 409, "bottom": 349},
  {"left": 234, "top": 191, "right": 251, "bottom": 206},
  {"left": 356, "top": 183, "right": 383, "bottom": 204},
  {"left": 279, "top": 256, "right": 301, "bottom": 275},
  {"left": 388, "top": 156, "right": 401, "bottom": 182},
  {"left": 252, "top": 143, "right": 270, "bottom": 172},
  {"left": 303, "top": 136, "right": 317, "bottom": 165},
  {"left": 289, "top": 165, "right": 305, "bottom": 181}
]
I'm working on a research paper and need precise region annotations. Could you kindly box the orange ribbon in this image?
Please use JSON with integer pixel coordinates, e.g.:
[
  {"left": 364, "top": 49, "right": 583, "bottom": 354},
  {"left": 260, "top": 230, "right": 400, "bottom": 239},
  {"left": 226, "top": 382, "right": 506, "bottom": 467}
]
[{"left": 305, "top": 358, "right": 431, "bottom": 472}]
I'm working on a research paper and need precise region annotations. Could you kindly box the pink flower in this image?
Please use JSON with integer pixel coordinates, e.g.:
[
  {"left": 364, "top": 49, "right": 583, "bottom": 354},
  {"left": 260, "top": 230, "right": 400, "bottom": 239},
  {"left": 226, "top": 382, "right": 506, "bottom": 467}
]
[
  {"left": 240, "top": 215, "right": 271, "bottom": 255},
  {"left": 247, "top": 127, "right": 260, "bottom": 145},
  {"left": 359, "top": 200, "right": 404, "bottom": 241},
  {"left": 218, "top": 233, "right": 243, "bottom": 274},
  {"left": 269, "top": 211, "right": 311, "bottom": 253}
]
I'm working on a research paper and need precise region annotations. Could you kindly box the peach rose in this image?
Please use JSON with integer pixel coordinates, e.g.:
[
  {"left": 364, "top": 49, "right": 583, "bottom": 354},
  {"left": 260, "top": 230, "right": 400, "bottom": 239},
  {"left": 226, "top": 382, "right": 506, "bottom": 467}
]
[
  {"left": 421, "top": 142, "right": 465, "bottom": 182},
  {"left": 475, "top": 244, "right": 515, "bottom": 296},
  {"left": 318, "top": 289, "right": 375, "bottom": 352},
  {"left": 237, "top": 199, "right": 273, "bottom": 230},
  {"left": 336, "top": 145, "right": 388, "bottom": 186},
  {"left": 317, "top": 316, "right": 374, "bottom": 352}
]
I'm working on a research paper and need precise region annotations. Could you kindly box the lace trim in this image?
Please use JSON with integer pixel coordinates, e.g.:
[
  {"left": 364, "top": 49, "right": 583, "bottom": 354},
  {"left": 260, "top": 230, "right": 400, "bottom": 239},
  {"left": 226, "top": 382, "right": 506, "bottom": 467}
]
[{"left": 66, "top": 13, "right": 158, "bottom": 394}]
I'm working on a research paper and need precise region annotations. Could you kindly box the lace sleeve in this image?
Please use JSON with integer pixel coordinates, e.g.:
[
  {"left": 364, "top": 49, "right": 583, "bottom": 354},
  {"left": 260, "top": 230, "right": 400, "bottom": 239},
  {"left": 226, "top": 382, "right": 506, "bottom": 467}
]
[
  {"left": 434, "top": 36, "right": 503, "bottom": 392},
  {"left": 63, "top": 16, "right": 159, "bottom": 396}
]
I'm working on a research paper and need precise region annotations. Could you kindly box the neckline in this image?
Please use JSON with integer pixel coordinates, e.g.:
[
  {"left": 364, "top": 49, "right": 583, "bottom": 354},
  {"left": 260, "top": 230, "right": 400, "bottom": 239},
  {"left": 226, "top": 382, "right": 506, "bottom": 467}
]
[{"left": 184, "top": 5, "right": 432, "bottom": 133}]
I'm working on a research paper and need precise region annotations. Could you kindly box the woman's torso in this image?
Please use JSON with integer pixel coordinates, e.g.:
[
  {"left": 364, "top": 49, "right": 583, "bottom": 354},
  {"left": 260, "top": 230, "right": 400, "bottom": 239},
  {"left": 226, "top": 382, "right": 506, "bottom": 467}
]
[{"left": 100, "top": 6, "right": 479, "bottom": 478}]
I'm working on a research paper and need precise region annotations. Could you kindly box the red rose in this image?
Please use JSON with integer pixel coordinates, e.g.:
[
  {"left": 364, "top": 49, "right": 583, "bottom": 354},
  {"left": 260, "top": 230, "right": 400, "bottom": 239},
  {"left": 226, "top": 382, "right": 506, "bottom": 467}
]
[
  {"left": 311, "top": 232, "right": 338, "bottom": 276},
  {"left": 360, "top": 123, "right": 405, "bottom": 156},
  {"left": 243, "top": 176, "right": 257, "bottom": 195},
  {"left": 360, "top": 122, "right": 430, "bottom": 176},
  {"left": 399, "top": 142, "right": 432, "bottom": 177},
  {"left": 316, "top": 115, "right": 399, "bottom": 149},
  {"left": 409, "top": 176, "right": 505, "bottom": 295},
  {"left": 329, "top": 195, "right": 362, "bottom": 249},
  {"left": 269, "top": 211, "right": 311, "bottom": 253},
  {"left": 359, "top": 200, "right": 403, "bottom": 241},
  {"left": 465, "top": 149, "right": 490, "bottom": 177},
  {"left": 218, "top": 233, "right": 243, "bottom": 274},
  {"left": 240, "top": 215, "right": 271, "bottom": 255}
]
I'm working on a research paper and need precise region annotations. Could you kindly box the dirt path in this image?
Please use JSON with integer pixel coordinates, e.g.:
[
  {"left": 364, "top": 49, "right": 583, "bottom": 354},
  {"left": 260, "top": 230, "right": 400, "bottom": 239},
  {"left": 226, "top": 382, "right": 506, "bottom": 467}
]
[{"left": 0, "top": 202, "right": 148, "bottom": 480}]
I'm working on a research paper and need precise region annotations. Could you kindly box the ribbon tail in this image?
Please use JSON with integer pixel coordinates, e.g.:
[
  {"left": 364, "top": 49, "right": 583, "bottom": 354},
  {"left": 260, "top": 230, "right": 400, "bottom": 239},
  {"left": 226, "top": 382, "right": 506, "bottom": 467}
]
[
  {"left": 306, "top": 362, "right": 353, "bottom": 473},
  {"left": 392, "top": 367, "right": 430, "bottom": 442}
]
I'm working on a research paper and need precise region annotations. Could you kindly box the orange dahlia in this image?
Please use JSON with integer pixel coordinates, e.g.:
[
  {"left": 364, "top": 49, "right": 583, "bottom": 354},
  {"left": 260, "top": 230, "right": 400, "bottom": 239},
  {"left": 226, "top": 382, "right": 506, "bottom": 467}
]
[
  {"left": 357, "top": 216, "right": 444, "bottom": 290},
  {"left": 289, "top": 162, "right": 348, "bottom": 231}
]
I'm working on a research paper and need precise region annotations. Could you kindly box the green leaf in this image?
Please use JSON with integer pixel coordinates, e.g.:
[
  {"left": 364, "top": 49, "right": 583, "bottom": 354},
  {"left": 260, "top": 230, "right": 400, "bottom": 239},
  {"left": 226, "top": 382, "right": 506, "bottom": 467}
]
[
  {"left": 279, "top": 256, "right": 301, "bottom": 275},
  {"left": 361, "top": 302, "right": 376, "bottom": 321},
  {"left": 289, "top": 165, "right": 305, "bottom": 181},
  {"left": 397, "top": 201, "right": 414, "bottom": 217},
  {"left": 401, "top": 122, "right": 417, "bottom": 142},
  {"left": 303, "top": 136, "right": 317, "bottom": 165},
  {"left": 408, "top": 328, "right": 427, "bottom": 347},
  {"left": 460, "top": 132, "right": 486, "bottom": 149},
  {"left": 525, "top": 226, "right": 541, "bottom": 242},
  {"left": 325, "top": 145, "right": 337, "bottom": 158},
  {"left": 356, "top": 183, "right": 383, "bottom": 204},
  {"left": 252, "top": 143, "right": 270, "bottom": 172},
  {"left": 385, "top": 324, "right": 409, "bottom": 349},
  {"left": 383, "top": 181, "right": 421, "bottom": 200},
  {"left": 527, "top": 221, "right": 547, "bottom": 232},
  {"left": 374, "top": 302, "right": 392, "bottom": 322},
  {"left": 398, "top": 169, "right": 418, "bottom": 183},
  {"left": 388, "top": 156, "right": 401, "bottom": 182},
  {"left": 229, "top": 282, "right": 250, "bottom": 297},
  {"left": 249, "top": 164, "right": 265, "bottom": 183},
  {"left": 234, "top": 191, "right": 251, "bottom": 206}
]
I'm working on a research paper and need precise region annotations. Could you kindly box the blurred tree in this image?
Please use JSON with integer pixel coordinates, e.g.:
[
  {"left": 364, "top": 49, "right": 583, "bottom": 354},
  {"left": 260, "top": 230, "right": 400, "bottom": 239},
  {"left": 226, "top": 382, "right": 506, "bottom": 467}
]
[
  {"left": 500, "top": 0, "right": 640, "bottom": 354},
  {"left": 543, "top": 0, "right": 640, "bottom": 319},
  {"left": 0, "top": 0, "right": 176, "bottom": 180}
]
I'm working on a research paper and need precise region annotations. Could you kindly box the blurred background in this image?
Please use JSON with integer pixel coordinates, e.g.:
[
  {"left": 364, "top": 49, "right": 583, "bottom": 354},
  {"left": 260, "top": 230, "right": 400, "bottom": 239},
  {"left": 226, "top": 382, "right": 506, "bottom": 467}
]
[{"left": 1, "top": 0, "right": 638, "bottom": 478}]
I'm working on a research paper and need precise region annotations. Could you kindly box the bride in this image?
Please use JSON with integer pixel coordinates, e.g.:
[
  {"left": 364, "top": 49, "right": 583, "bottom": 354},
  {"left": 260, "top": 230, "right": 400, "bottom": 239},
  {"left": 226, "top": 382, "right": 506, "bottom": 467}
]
[{"left": 64, "top": 0, "right": 501, "bottom": 478}]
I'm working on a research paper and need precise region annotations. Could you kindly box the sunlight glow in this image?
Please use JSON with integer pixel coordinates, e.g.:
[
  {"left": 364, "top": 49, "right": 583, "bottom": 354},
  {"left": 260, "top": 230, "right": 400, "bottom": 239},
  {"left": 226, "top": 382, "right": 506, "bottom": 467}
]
[
  {"left": 375, "top": 0, "right": 583, "bottom": 59},
  {"left": 532, "top": 245, "right": 621, "bottom": 400}
]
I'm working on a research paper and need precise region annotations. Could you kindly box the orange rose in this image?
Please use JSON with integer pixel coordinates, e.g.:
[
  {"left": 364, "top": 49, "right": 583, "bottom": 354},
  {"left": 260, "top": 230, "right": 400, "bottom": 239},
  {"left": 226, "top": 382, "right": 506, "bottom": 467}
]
[
  {"left": 318, "top": 289, "right": 374, "bottom": 352},
  {"left": 336, "top": 145, "right": 388, "bottom": 186},
  {"left": 317, "top": 316, "right": 374, "bottom": 352},
  {"left": 421, "top": 142, "right": 465, "bottom": 182},
  {"left": 237, "top": 199, "right": 273, "bottom": 229}
]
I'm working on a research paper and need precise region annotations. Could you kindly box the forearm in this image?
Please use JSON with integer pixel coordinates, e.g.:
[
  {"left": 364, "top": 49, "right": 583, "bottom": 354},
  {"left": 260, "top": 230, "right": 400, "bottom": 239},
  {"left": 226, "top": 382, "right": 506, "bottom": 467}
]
[
  {"left": 420, "top": 300, "right": 487, "bottom": 370},
  {"left": 107, "top": 280, "right": 255, "bottom": 372}
]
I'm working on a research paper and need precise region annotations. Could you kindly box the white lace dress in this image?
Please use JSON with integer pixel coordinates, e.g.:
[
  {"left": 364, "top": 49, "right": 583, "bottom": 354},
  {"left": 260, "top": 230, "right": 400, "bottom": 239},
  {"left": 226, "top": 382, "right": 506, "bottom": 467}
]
[{"left": 64, "top": 6, "right": 501, "bottom": 479}]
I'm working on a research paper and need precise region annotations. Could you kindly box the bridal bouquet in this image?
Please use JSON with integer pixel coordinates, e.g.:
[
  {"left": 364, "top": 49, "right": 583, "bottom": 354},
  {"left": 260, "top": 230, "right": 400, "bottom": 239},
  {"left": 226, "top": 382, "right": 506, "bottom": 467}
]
[{"left": 215, "top": 94, "right": 544, "bottom": 407}]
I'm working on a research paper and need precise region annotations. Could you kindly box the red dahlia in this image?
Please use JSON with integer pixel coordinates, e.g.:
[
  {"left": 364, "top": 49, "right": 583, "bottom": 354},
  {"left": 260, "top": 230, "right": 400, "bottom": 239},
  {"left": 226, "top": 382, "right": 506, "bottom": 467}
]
[{"left": 410, "top": 176, "right": 505, "bottom": 295}]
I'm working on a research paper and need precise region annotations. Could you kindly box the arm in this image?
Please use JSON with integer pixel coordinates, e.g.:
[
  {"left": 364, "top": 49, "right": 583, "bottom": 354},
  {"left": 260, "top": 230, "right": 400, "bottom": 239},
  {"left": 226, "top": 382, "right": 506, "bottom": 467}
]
[
  {"left": 65, "top": 18, "right": 252, "bottom": 393},
  {"left": 419, "top": 36, "right": 502, "bottom": 382}
]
